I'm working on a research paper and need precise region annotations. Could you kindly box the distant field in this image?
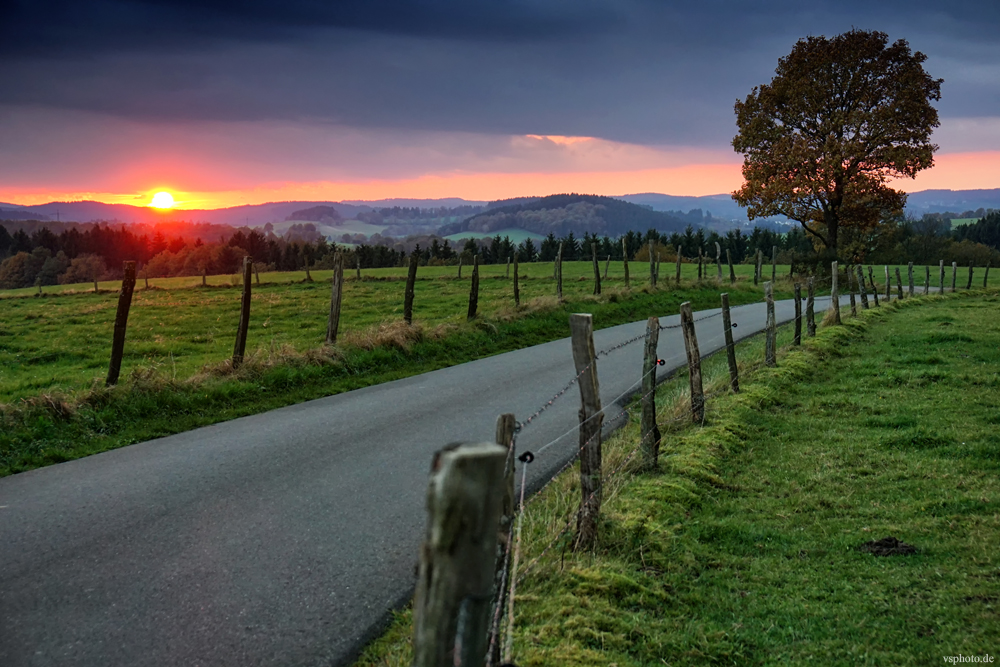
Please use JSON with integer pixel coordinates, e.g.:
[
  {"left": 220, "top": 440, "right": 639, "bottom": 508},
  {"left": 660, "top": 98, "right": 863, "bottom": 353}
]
[
  {"left": 272, "top": 218, "right": 389, "bottom": 240},
  {"left": 443, "top": 228, "right": 547, "bottom": 244},
  {"left": 949, "top": 217, "right": 978, "bottom": 227}
]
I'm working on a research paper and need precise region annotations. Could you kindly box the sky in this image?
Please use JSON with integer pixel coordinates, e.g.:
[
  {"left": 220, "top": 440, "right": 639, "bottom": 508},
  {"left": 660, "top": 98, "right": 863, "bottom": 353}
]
[{"left": 1, "top": 0, "right": 999, "bottom": 209}]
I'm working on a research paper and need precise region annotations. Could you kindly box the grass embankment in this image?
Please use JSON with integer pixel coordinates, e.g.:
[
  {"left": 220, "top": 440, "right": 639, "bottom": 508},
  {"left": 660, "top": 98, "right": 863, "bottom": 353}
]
[
  {"left": 356, "top": 292, "right": 1000, "bottom": 666},
  {"left": 1, "top": 261, "right": 790, "bottom": 476}
]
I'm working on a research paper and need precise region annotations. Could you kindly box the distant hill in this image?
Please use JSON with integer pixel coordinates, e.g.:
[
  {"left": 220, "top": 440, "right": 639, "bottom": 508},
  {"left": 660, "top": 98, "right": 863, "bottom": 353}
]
[
  {"left": 285, "top": 205, "right": 343, "bottom": 223},
  {"left": 439, "top": 194, "right": 689, "bottom": 238}
]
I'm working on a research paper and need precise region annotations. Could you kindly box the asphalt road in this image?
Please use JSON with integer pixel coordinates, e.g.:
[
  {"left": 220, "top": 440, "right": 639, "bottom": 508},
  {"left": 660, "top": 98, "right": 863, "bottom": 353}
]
[{"left": 0, "top": 294, "right": 835, "bottom": 667}]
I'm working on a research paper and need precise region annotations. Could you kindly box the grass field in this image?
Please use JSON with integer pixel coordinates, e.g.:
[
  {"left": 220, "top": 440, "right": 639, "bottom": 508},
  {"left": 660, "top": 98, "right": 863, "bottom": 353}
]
[
  {"left": 356, "top": 291, "right": 1000, "bottom": 665},
  {"left": 443, "top": 228, "right": 547, "bottom": 244},
  {"left": 0, "top": 260, "right": 807, "bottom": 476}
]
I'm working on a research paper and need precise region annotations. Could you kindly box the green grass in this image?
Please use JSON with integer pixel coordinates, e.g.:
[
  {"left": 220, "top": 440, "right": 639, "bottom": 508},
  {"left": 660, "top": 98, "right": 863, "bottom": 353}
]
[
  {"left": 443, "top": 228, "right": 548, "bottom": 244},
  {"left": 355, "top": 291, "right": 1000, "bottom": 666},
  {"left": 950, "top": 218, "right": 978, "bottom": 228},
  {"left": 0, "top": 261, "right": 799, "bottom": 476}
]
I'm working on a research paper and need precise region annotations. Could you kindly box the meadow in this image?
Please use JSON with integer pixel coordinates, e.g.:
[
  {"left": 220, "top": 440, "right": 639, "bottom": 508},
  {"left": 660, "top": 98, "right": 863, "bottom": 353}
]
[{"left": 357, "top": 291, "right": 1000, "bottom": 666}]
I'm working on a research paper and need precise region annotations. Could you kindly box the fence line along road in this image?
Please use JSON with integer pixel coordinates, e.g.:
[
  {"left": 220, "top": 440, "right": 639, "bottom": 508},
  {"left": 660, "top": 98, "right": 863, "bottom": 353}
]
[{"left": 0, "top": 295, "right": 837, "bottom": 667}]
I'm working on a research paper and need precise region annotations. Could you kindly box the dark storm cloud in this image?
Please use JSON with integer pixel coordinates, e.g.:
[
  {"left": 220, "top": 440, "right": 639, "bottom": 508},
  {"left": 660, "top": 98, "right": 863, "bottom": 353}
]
[{"left": 1, "top": 0, "right": 998, "bottom": 146}]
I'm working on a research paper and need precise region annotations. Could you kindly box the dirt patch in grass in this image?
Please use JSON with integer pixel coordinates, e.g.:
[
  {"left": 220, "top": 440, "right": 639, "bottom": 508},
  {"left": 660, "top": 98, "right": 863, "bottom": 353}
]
[{"left": 858, "top": 536, "right": 918, "bottom": 556}]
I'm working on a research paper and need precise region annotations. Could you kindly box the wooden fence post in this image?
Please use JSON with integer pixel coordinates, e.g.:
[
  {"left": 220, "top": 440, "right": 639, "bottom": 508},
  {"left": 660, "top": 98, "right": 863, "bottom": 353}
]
[
  {"left": 952, "top": 261, "right": 957, "bottom": 293},
  {"left": 765, "top": 281, "right": 776, "bottom": 367},
  {"left": 253, "top": 262, "right": 260, "bottom": 286},
  {"left": 649, "top": 241, "right": 656, "bottom": 289},
  {"left": 806, "top": 277, "right": 816, "bottom": 336},
  {"left": 771, "top": 245, "right": 777, "bottom": 283},
  {"left": 468, "top": 255, "right": 480, "bottom": 320},
  {"left": 488, "top": 413, "right": 516, "bottom": 666},
  {"left": 305, "top": 259, "right": 312, "bottom": 282},
  {"left": 884, "top": 265, "right": 891, "bottom": 301},
  {"left": 412, "top": 442, "right": 507, "bottom": 667},
  {"left": 727, "top": 249, "right": 736, "bottom": 284},
  {"left": 754, "top": 250, "right": 761, "bottom": 285},
  {"left": 143, "top": 267, "right": 149, "bottom": 289},
  {"left": 721, "top": 293, "right": 740, "bottom": 391},
  {"left": 867, "top": 266, "right": 880, "bottom": 307},
  {"left": 592, "top": 243, "right": 601, "bottom": 295},
  {"left": 675, "top": 246, "right": 682, "bottom": 286},
  {"left": 556, "top": 243, "right": 563, "bottom": 300},
  {"left": 569, "top": 313, "right": 603, "bottom": 550},
  {"left": 506, "top": 256, "right": 510, "bottom": 279},
  {"left": 404, "top": 253, "right": 418, "bottom": 324},
  {"left": 715, "top": 242, "right": 722, "bottom": 281},
  {"left": 831, "top": 261, "right": 841, "bottom": 324},
  {"left": 895, "top": 267, "right": 904, "bottom": 299},
  {"left": 697, "top": 247, "right": 703, "bottom": 281},
  {"left": 967, "top": 262, "right": 974, "bottom": 290},
  {"left": 202, "top": 266, "right": 207, "bottom": 286},
  {"left": 985, "top": 262, "right": 991, "bottom": 289},
  {"left": 603, "top": 254, "right": 611, "bottom": 281},
  {"left": 640, "top": 316, "right": 661, "bottom": 471},
  {"left": 513, "top": 254, "right": 520, "bottom": 307},
  {"left": 326, "top": 252, "right": 344, "bottom": 345},
  {"left": 232, "top": 257, "right": 253, "bottom": 369},
  {"left": 679, "top": 302, "right": 705, "bottom": 423},
  {"left": 925, "top": 265, "right": 930, "bottom": 295},
  {"left": 908, "top": 262, "right": 915, "bottom": 297},
  {"left": 856, "top": 265, "right": 869, "bottom": 309},
  {"left": 656, "top": 254, "right": 661, "bottom": 284},
  {"left": 622, "top": 239, "right": 630, "bottom": 288},
  {"left": 848, "top": 266, "right": 857, "bottom": 316},
  {"left": 793, "top": 283, "right": 802, "bottom": 344},
  {"left": 356, "top": 255, "right": 361, "bottom": 280},
  {"left": 458, "top": 257, "right": 463, "bottom": 280},
  {"left": 105, "top": 261, "right": 137, "bottom": 386}
]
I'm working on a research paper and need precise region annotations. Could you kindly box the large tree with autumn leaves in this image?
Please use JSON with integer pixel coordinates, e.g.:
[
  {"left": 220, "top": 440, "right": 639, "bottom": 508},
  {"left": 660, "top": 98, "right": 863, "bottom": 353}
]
[{"left": 732, "top": 29, "right": 942, "bottom": 260}]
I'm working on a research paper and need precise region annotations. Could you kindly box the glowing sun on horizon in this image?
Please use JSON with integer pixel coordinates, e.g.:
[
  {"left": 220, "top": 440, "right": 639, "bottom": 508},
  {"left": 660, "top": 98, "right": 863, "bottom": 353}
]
[{"left": 150, "top": 191, "right": 175, "bottom": 208}]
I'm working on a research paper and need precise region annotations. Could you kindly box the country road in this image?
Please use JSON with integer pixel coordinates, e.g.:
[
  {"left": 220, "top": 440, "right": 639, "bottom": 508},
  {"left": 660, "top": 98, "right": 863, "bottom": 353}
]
[{"left": 0, "top": 295, "right": 835, "bottom": 667}]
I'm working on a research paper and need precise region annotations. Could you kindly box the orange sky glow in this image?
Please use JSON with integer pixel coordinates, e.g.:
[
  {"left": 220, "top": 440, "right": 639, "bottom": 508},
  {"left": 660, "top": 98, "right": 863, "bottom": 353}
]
[{"left": 1, "top": 150, "right": 997, "bottom": 211}]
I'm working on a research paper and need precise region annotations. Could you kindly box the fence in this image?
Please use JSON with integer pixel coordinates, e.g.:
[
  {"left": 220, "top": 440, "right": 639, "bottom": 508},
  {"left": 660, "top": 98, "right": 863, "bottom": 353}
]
[{"left": 406, "top": 257, "right": 976, "bottom": 666}]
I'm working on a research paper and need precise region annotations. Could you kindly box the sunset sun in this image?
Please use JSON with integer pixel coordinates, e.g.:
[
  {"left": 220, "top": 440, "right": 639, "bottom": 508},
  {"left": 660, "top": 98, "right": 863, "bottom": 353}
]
[{"left": 150, "top": 191, "right": 175, "bottom": 208}]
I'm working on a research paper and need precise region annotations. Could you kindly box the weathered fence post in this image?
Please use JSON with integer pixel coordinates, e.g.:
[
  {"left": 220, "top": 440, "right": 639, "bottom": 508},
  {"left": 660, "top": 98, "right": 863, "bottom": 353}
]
[
  {"left": 640, "top": 316, "right": 661, "bottom": 471},
  {"left": 793, "top": 283, "right": 802, "bottom": 344},
  {"left": 867, "top": 266, "right": 880, "bottom": 307},
  {"left": 569, "top": 313, "right": 603, "bottom": 550},
  {"left": 925, "top": 265, "right": 930, "bottom": 295},
  {"left": 675, "top": 245, "right": 682, "bottom": 285},
  {"left": 468, "top": 255, "right": 480, "bottom": 320},
  {"left": 505, "top": 256, "right": 510, "bottom": 279},
  {"left": 885, "top": 265, "right": 891, "bottom": 301},
  {"left": 106, "top": 261, "right": 137, "bottom": 386},
  {"left": 697, "top": 247, "right": 703, "bottom": 281},
  {"left": 985, "top": 262, "right": 991, "bottom": 289},
  {"left": 908, "top": 262, "right": 915, "bottom": 297},
  {"left": 649, "top": 241, "right": 656, "bottom": 289},
  {"left": 513, "top": 254, "right": 520, "bottom": 307},
  {"left": 857, "top": 265, "right": 869, "bottom": 310},
  {"left": 754, "top": 250, "right": 762, "bottom": 285},
  {"left": 656, "top": 254, "right": 661, "bottom": 284},
  {"left": 404, "top": 252, "right": 418, "bottom": 324},
  {"left": 231, "top": 256, "right": 253, "bottom": 369},
  {"left": 253, "top": 262, "right": 260, "bottom": 286},
  {"left": 952, "top": 261, "right": 958, "bottom": 293},
  {"left": 143, "top": 267, "right": 149, "bottom": 289},
  {"left": 848, "top": 266, "right": 857, "bottom": 316},
  {"left": 806, "top": 277, "right": 816, "bottom": 336},
  {"left": 716, "top": 242, "right": 722, "bottom": 281},
  {"left": 622, "top": 239, "right": 630, "bottom": 288},
  {"left": 765, "top": 281, "right": 776, "bottom": 367},
  {"left": 895, "top": 267, "right": 904, "bottom": 299},
  {"left": 831, "top": 261, "right": 841, "bottom": 324},
  {"left": 458, "top": 257, "right": 463, "bottom": 280},
  {"left": 556, "top": 242, "right": 564, "bottom": 301},
  {"left": 603, "top": 254, "right": 611, "bottom": 281},
  {"left": 356, "top": 255, "right": 361, "bottom": 280},
  {"left": 771, "top": 245, "right": 777, "bottom": 283},
  {"left": 592, "top": 243, "right": 601, "bottom": 295},
  {"left": 679, "top": 302, "right": 705, "bottom": 423},
  {"left": 488, "top": 413, "right": 517, "bottom": 666},
  {"left": 305, "top": 259, "right": 312, "bottom": 282},
  {"left": 412, "top": 442, "right": 507, "bottom": 667},
  {"left": 202, "top": 266, "right": 207, "bottom": 286},
  {"left": 727, "top": 248, "right": 736, "bottom": 284},
  {"left": 721, "top": 293, "right": 740, "bottom": 391},
  {"left": 938, "top": 259, "right": 944, "bottom": 293},
  {"left": 326, "top": 252, "right": 344, "bottom": 345},
  {"left": 967, "top": 262, "right": 974, "bottom": 290}
]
